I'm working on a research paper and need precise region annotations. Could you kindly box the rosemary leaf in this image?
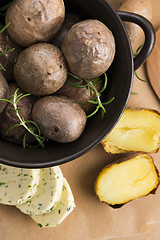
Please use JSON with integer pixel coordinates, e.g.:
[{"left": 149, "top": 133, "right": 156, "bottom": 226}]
[
  {"left": 102, "top": 97, "right": 115, "bottom": 105},
  {"left": 0, "top": 48, "right": 15, "bottom": 56},
  {"left": 134, "top": 71, "right": 146, "bottom": 82},
  {"left": 0, "top": 22, "right": 10, "bottom": 34},
  {"left": 0, "top": 2, "right": 12, "bottom": 13},
  {"left": 6, "top": 123, "right": 22, "bottom": 135},
  {"left": 99, "top": 72, "right": 108, "bottom": 93},
  {"left": 0, "top": 63, "right": 6, "bottom": 71},
  {"left": 86, "top": 107, "right": 99, "bottom": 118}
]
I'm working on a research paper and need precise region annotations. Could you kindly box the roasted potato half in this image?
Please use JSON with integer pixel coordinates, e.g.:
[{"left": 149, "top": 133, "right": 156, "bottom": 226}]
[
  {"left": 95, "top": 154, "right": 159, "bottom": 205},
  {"left": 101, "top": 109, "right": 160, "bottom": 154}
]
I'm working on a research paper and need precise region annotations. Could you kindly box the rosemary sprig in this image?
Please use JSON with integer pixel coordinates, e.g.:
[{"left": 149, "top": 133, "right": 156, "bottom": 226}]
[
  {"left": 0, "top": 89, "right": 48, "bottom": 148},
  {"left": 0, "top": 22, "right": 15, "bottom": 71},
  {"left": 0, "top": 47, "right": 15, "bottom": 56},
  {"left": 134, "top": 44, "right": 146, "bottom": 82},
  {"left": 68, "top": 72, "right": 115, "bottom": 118}
]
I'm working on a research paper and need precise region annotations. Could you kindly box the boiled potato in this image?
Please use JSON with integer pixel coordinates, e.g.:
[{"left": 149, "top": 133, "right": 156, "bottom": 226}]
[
  {"left": 32, "top": 96, "right": 86, "bottom": 143},
  {"left": 101, "top": 109, "right": 160, "bottom": 154},
  {"left": 118, "top": 0, "right": 152, "bottom": 53},
  {"left": 51, "top": 13, "right": 80, "bottom": 49},
  {"left": 95, "top": 154, "right": 159, "bottom": 205},
  {"left": 5, "top": 0, "right": 65, "bottom": 47},
  {"left": 14, "top": 43, "right": 68, "bottom": 96},
  {"left": 0, "top": 30, "right": 22, "bottom": 81},
  {"left": 0, "top": 83, "right": 36, "bottom": 144},
  {"left": 62, "top": 19, "right": 115, "bottom": 79},
  {"left": 0, "top": 73, "right": 9, "bottom": 114},
  {"left": 56, "top": 75, "right": 102, "bottom": 113}
]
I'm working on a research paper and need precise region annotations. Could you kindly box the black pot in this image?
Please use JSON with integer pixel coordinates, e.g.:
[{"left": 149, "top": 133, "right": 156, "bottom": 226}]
[{"left": 0, "top": 0, "right": 155, "bottom": 168}]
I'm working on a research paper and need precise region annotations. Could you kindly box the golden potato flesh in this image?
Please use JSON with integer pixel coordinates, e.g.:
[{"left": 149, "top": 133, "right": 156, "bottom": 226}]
[
  {"left": 95, "top": 154, "right": 159, "bottom": 205},
  {"left": 101, "top": 109, "right": 160, "bottom": 154}
]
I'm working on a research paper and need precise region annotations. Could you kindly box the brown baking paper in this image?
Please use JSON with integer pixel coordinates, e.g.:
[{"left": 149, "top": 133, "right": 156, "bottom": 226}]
[{"left": 0, "top": 0, "right": 160, "bottom": 239}]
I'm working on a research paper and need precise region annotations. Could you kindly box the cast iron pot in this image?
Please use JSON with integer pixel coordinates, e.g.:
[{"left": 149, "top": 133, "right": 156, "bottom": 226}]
[{"left": 0, "top": 0, "right": 155, "bottom": 168}]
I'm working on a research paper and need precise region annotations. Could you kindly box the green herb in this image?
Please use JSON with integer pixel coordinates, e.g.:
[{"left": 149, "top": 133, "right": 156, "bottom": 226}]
[
  {"left": 67, "top": 206, "right": 71, "bottom": 211},
  {"left": 0, "top": 182, "right": 6, "bottom": 186},
  {"left": 58, "top": 209, "right": 61, "bottom": 214},
  {"left": 134, "top": 45, "right": 146, "bottom": 82},
  {"left": 0, "top": 2, "right": 12, "bottom": 15},
  {"left": 0, "top": 22, "right": 10, "bottom": 34},
  {"left": 0, "top": 88, "right": 48, "bottom": 148},
  {"left": 0, "top": 22, "right": 15, "bottom": 71},
  {"left": 131, "top": 91, "right": 138, "bottom": 95},
  {"left": 37, "top": 223, "right": 43, "bottom": 228},
  {"left": 0, "top": 2, "right": 14, "bottom": 70},
  {"left": 68, "top": 72, "right": 115, "bottom": 119}
]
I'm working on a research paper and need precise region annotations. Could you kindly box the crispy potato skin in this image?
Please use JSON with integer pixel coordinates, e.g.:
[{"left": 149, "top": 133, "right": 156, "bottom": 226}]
[
  {"left": 14, "top": 43, "right": 68, "bottom": 96},
  {"left": 5, "top": 0, "right": 65, "bottom": 47},
  {"left": 95, "top": 153, "right": 159, "bottom": 206},
  {"left": 0, "top": 73, "right": 9, "bottom": 114},
  {"left": 101, "top": 109, "right": 160, "bottom": 154},
  {"left": 32, "top": 96, "right": 86, "bottom": 143},
  {"left": 0, "top": 83, "right": 36, "bottom": 144},
  {"left": 56, "top": 75, "right": 102, "bottom": 113},
  {"left": 0, "top": 31, "right": 22, "bottom": 82},
  {"left": 62, "top": 19, "right": 115, "bottom": 79},
  {"left": 118, "top": 0, "right": 152, "bottom": 53}
]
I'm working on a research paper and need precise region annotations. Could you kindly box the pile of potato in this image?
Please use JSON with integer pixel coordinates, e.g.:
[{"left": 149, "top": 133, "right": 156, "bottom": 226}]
[{"left": 0, "top": 0, "right": 116, "bottom": 145}]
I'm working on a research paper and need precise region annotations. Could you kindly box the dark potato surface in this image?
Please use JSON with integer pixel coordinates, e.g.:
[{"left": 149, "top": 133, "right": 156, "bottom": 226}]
[
  {"left": 32, "top": 96, "right": 86, "bottom": 143},
  {"left": 14, "top": 43, "right": 68, "bottom": 96},
  {"left": 62, "top": 19, "right": 115, "bottom": 79},
  {"left": 5, "top": 0, "right": 65, "bottom": 47},
  {"left": 56, "top": 75, "right": 102, "bottom": 113},
  {"left": 0, "top": 30, "right": 22, "bottom": 82},
  {"left": 0, "top": 83, "right": 36, "bottom": 144},
  {"left": 51, "top": 13, "right": 80, "bottom": 49},
  {"left": 0, "top": 73, "right": 9, "bottom": 114}
]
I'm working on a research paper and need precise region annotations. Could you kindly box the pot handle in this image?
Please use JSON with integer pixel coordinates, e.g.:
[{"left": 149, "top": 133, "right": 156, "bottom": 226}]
[{"left": 117, "top": 11, "right": 155, "bottom": 71}]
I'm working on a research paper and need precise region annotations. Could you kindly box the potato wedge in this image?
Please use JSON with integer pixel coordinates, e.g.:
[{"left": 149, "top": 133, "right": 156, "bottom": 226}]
[
  {"left": 95, "top": 154, "right": 159, "bottom": 205},
  {"left": 101, "top": 109, "right": 160, "bottom": 154}
]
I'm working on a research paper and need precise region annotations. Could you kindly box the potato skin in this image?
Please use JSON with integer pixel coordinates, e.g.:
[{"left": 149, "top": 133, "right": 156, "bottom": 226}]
[
  {"left": 5, "top": 0, "right": 65, "bottom": 47},
  {"left": 0, "top": 83, "right": 36, "bottom": 144},
  {"left": 62, "top": 19, "right": 115, "bottom": 79},
  {"left": 0, "top": 30, "right": 22, "bottom": 82},
  {"left": 51, "top": 13, "right": 81, "bottom": 49},
  {"left": 14, "top": 43, "right": 68, "bottom": 96},
  {"left": 0, "top": 73, "right": 9, "bottom": 114},
  {"left": 32, "top": 96, "right": 87, "bottom": 143},
  {"left": 56, "top": 75, "right": 102, "bottom": 113},
  {"left": 118, "top": 0, "right": 152, "bottom": 53}
]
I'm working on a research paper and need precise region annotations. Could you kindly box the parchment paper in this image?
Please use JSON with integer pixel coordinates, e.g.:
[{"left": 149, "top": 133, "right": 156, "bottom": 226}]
[{"left": 0, "top": 0, "right": 160, "bottom": 239}]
